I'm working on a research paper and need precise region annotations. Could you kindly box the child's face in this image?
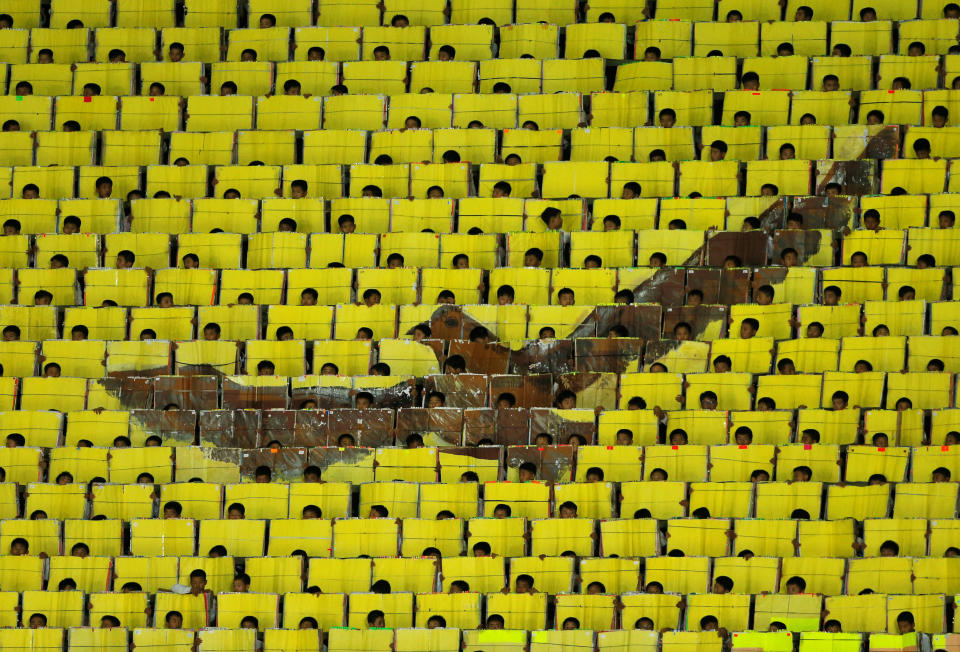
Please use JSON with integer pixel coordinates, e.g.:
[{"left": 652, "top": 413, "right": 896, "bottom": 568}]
[
  {"left": 518, "top": 468, "right": 535, "bottom": 482},
  {"left": 356, "top": 397, "right": 372, "bottom": 409}
]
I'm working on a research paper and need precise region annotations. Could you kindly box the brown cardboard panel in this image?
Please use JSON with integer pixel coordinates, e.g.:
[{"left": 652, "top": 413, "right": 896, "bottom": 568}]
[
  {"left": 686, "top": 268, "right": 721, "bottom": 304},
  {"left": 154, "top": 375, "right": 218, "bottom": 411},
  {"left": 240, "top": 446, "right": 310, "bottom": 482},
  {"left": 790, "top": 195, "right": 857, "bottom": 231},
  {"left": 199, "top": 409, "right": 260, "bottom": 448},
  {"left": 663, "top": 305, "right": 728, "bottom": 340},
  {"left": 630, "top": 268, "right": 686, "bottom": 307},
  {"left": 424, "top": 373, "right": 489, "bottom": 408},
  {"left": 489, "top": 374, "right": 555, "bottom": 408},
  {"left": 129, "top": 408, "right": 198, "bottom": 445},
  {"left": 307, "top": 446, "right": 376, "bottom": 483},
  {"left": 261, "top": 409, "right": 329, "bottom": 448},
  {"left": 590, "top": 304, "right": 661, "bottom": 342},
  {"left": 447, "top": 340, "right": 511, "bottom": 374},
  {"left": 754, "top": 196, "right": 789, "bottom": 233},
  {"left": 706, "top": 231, "right": 768, "bottom": 267},
  {"left": 574, "top": 337, "right": 644, "bottom": 374},
  {"left": 91, "top": 376, "right": 155, "bottom": 409},
  {"left": 327, "top": 408, "right": 396, "bottom": 447},
  {"left": 509, "top": 339, "right": 575, "bottom": 375},
  {"left": 222, "top": 378, "right": 288, "bottom": 410},
  {"left": 718, "top": 267, "right": 752, "bottom": 305},
  {"left": 772, "top": 229, "right": 830, "bottom": 266},
  {"left": 814, "top": 160, "right": 877, "bottom": 197},
  {"left": 556, "top": 372, "right": 617, "bottom": 414},
  {"left": 396, "top": 407, "right": 464, "bottom": 446},
  {"left": 505, "top": 444, "right": 575, "bottom": 483},
  {"left": 358, "top": 378, "right": 416, "bottom": 409},
  {"left": 464, "top": 407, "right": 530, "bottom": 446},
  {"left": 530, "top": 407, "right": 598, "bottom": 446}
]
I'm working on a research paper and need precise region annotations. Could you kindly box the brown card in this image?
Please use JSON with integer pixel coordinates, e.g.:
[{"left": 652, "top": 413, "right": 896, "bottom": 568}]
[
  {"left": 530, "top": 407, "right": 598, "bottom": 445},
  {"left": 719, "top": 267, "right": 752, "bottom": 305},
  {"left": 772, "top": 229, "right": 830, "bottom": 266},
  {"left": 447, "top": 340, "right": 511, "bottom": 374},
  {"left": 789, "top": 195, "right": 857, "bottom": 231},
  {"left": 307, "top": 446, "right": 376, "bottom": 477},
  {"left": 464, "top": 407, "right": 530, "bottom": 446},
  {"left": 199, "top": 409, "right": 261, "bottom": 448},
  {"left": 574, "top": 338, "right": 644, "bottom": 373},
  {"left": 589, "top": 305, "right": 661, "bottom": 342},
  {"left": 629, "top": 268, "right": 686, "bottom": 307},
  {"left": 685, "top": 268, "right": 721, "bottom": 304},
  {"left": 396, "top": 407, "right": 464, "bottom": 446},
  {"left": 814, "top": 160, "right": 877, "bottom": 197},
  {"left": 555, "top": 373, "right": 617, "bottom": 415},
  {"left": 154, "top": 375, "right": 219, "bottom": 411},
  {"left": 108, "top": 342, "right": 172, "bottom": 377},
  {"left": 90, "top": 376, "right": 155, "bottom": 409},
  {"left": 361, "top": 378, "right": 416, "bottom": 409},
  {"left": 129, "top": 408, "right": 198, "bottom": 445},
  {"left": 663, "top": 305, "right": 728, "bottom": 340},
  {"left": 706, "top": 231, "right": 769, "bottom": 267},
  {"left": 261, "top": 409, "right": 329, "bottom": 448},
  {"left": 489, "top": 374, "right": 555, "bottom": 408},
  {"left": 506, "top": 445, "right": 575, "bottom": 483},
  {"left": 327, "top": 408, "right": 396, "bottom": 447},
  {"left": 240, "top": 447, "right": 311, "bottom": 482},
  {"left": 508, "top": 340, "right": 575, "bottom": 375},
  {"left": 755, "top": 196, "right": 789, "bottom": 233},
  {"left": 221, "top": 378, "right": 288, "bottom": 410},
  {"left": 423, "top": 373, "right": 490, "bottom": 408}
]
